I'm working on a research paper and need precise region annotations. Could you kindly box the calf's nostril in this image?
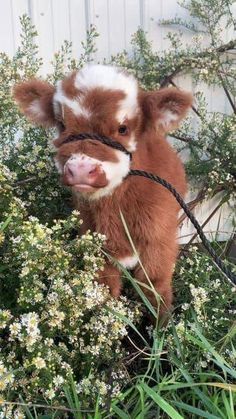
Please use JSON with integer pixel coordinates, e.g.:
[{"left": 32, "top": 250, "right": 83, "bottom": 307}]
[
  {"left": 89, "top": 167, "right": 98, "bottom": 175},
  {"left": 67, "top": 167, "right": 74, "bottom": 177}
]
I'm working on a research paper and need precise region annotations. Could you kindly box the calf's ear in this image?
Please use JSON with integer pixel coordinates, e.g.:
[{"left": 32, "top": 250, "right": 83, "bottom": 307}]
[
  {"left": 13, "top": 79, "right": 56, "bottom": 127},
  {"left": 140, "top": 87, "right": 193, "bottom": 132}
]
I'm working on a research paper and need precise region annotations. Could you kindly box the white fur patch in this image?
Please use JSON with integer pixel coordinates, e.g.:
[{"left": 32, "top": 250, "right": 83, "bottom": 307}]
[
  {"left": 91, "top": 150, "right": 130, "bottom": 200},
  {"left": 127, "top": 133, "right": 137, "bottom": 152},
  {"left": 53, "top": 81, "right": 91, "bottom": 118},
  {"left": 75, "top": 64, "right": 137, "bottom": 96},
  {"left": 119, "top": 254, "right": 139, "bottom": 269},
  {"left": 53, "top": 65, "right": 138, "bottom": 125},
  {"left": 75, "top": 65, "right": 138, "bottom": 120}
]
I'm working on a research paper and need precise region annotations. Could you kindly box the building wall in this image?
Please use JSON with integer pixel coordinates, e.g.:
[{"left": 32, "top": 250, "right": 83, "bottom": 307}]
[{"left": 0, "top": 0, "right": 235, "bottom": 243}]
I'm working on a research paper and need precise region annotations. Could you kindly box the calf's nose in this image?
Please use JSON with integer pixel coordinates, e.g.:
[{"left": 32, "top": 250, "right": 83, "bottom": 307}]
[{"left": 63, "top": 159, "right": 102, "bottom": 186}]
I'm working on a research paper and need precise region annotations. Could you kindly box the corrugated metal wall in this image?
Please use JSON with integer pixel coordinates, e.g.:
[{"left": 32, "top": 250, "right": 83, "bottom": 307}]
[
  {"left": 0, "top": 0, "right": 235, "bottom": 243},
  {"left": 0, "top": 0, "right": 190, "bottom": 62}
]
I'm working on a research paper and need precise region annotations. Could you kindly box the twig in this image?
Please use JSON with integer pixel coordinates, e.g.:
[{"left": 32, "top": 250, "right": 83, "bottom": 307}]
[
  {"left": 0, "top": 400, "right": 93, "bottom": 413},
  {"left": 178, "top": 184, "right": 226, "bottom": 225},
  {"left": 169, "top": 79, "right": 202, "bottom": 117},
  {"left": 15, "top": 176, "right": 36, "bottom": 185},
  {"left": 218, "top": 71, "right": 236, "bottom": 114},
  {"left": 178, "top": 186, "right": 207, "bottom": 225},
  {"left": 178, "top": 229, "right": 233, "bottom": 240},
  {"left": 160, "top": 39, "right": 236, "bottom": 87},
  {"left": 170, "top": 134, "right": 195, "bottom": 144},
  {"left": 182, "top": 196, "right": 227, "bottom": 252}
]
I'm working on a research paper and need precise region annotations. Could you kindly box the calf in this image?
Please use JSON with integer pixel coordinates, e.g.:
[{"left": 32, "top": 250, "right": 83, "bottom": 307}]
[{"left": 14, "top": 65, "right": 192, "bottom": 316}]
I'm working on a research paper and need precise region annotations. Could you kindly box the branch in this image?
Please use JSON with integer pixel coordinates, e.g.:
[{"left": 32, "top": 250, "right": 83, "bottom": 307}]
[
  {"left": 169, "top": 79, "right": 202, "bottom": 117},
  {"left": 217, "top": 39, "right": 236, "bottom": 53},
  {"left": 170, "top": 134, "right": 195, "bottom": 144},
  {"left": 160, "top": 39, "right": 236, "bottom": 87},
  {"left": 182, "top": 195, "right": 227, "bottom": 252},
  {"left": 217, "top": 71, "right": 236, "bottom": 113},
  {"left": 160, "top": 67, "right": 182, "bottom": 88},
  {"left": 0, "top": 400, "right": 92, "bottom": 414},
  {"left": 15, "top": 176, "right": 36, "bottom": 185},
  {"left": 178, "top": 184, "right": 225, "bottom": 225},
  {"left": 178, "top": 186, "right": 207, "bottom": 225}
]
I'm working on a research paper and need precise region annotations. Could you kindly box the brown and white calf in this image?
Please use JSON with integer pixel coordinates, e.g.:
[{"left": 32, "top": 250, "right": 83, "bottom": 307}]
[{"left": 14, "top": 64, "right": 192, "bottom": 315}]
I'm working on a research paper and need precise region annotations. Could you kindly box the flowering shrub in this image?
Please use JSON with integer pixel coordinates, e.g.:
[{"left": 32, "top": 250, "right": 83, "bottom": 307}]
[
  {"left": 168, "top": 246, "right": 236, "bottom": 368},
  {"left": 0, "top": 17, "right": 141, "bottom": 414},
  {"left": 0, "top": 162, "right": 140, "bottom": 411}
]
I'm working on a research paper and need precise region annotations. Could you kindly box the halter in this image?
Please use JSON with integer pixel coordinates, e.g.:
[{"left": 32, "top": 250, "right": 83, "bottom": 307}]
[
  {"left": 61, "top": 133, "right": 132, "bottom": 160},
  {"left": 60, "top": 132, "right": 236, "bottom": 286}
]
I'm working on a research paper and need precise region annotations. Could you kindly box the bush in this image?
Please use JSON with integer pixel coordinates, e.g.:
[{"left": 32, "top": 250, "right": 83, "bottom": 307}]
[
  {"left": 0, "top": 161, "right": 141, "bottom": 409},
  {"left": 0, "top": 16, "right": 140, "bottom": 415}
]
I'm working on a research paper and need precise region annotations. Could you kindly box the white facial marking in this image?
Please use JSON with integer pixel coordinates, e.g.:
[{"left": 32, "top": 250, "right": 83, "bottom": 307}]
[
  {"left": 53, "top": 80, "right": 91, "bottom": 118},
  {"left": 62, "top": 150, "right": 130, "bottom": 200},
  {"left": 127, "top": 133, "right": 137, "bottom": 152},
  {"left": 119, "top": 254, "right": 139, "bottom": 269},
  {"left": 28, "top": 100, "right": 45, "bottom": 119},
  {"left": 75, "top": 64, "right": 138, "bottom": 121},
  {"left": 91, "top": 150, "right": 130, "bottom": 200}
]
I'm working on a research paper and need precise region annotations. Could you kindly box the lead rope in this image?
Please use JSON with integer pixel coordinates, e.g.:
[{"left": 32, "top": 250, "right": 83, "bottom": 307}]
[
  {"left": 61, "top": 133, "right": 236, "bottom": 286},
  {"left": 129, "top": 169, "right": 236, "bottom": 286}
]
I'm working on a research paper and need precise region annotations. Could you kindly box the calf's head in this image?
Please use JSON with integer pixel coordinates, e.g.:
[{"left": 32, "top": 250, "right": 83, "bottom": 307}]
[{"left": 14, "top": 65, "right": 192, "bottom": 199}]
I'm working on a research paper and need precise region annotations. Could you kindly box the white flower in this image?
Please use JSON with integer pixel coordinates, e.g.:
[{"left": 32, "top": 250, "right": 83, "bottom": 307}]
[
  {"left": 33, "top": 356, "right": 46, "bottom": 369},
  {"left": 53, "top": 375, "right": 64, "bottom": 387},
  {"left": 21, "top": 312, "right": 39, "bottom": 328},
  {"left": 14, "top": 410, "right": 25, "bottom": 419},
  {"left": 200, "top": 361, "right": 207, "bottom": 368},
  {"left": 9, "top": 322, "right": 22, "bottom": 338},
  {"left": 45, "top": 389, "right": 55, "bottom": 399},
  {"left": 0, "top": 361, "right": 7, "bottom": 375}
]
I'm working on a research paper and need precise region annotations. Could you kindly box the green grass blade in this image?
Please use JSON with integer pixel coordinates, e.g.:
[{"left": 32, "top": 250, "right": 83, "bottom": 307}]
[
  {"left": 68, "top": 373, "right": 83, "bottom": 416},
  {"left": 105, "top": 306, "right": 149, "bottom": 346},
  {"left": 0, "top": 215, "right": 12, "bottom": 232},
  {"left": 19, "top": 396, "right": 35, "bottom": 419},
  {"left": 141, "top": 383, "right": 184, "bottom": 419},
  {"left": 187, "top": 326, "right": 236, "bottom": 379},
  {"left": 172, "top": 401, "right": 220, "bottom": 419},
  {"left": 111, "top": 404, "right": 130, "bottom": 419},
  {"left": 173, "top": 363, "right": 223, "bottom": 416}
]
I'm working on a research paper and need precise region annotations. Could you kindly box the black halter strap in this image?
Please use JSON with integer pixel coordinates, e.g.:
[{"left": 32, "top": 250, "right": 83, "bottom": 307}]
[{"left": 61, "top": 133, "right": 132, "bottom": 160}]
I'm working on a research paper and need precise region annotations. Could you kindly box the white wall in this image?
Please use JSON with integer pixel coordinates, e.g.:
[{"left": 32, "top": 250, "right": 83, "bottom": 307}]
[{"left": 0, "top": 0, "right": 235, "bottom": 243}]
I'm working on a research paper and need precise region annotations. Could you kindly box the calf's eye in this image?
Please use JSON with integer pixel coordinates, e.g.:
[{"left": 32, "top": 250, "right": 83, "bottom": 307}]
[{"left": 118, "top": 125, "right": 129, "bottom": 135}]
